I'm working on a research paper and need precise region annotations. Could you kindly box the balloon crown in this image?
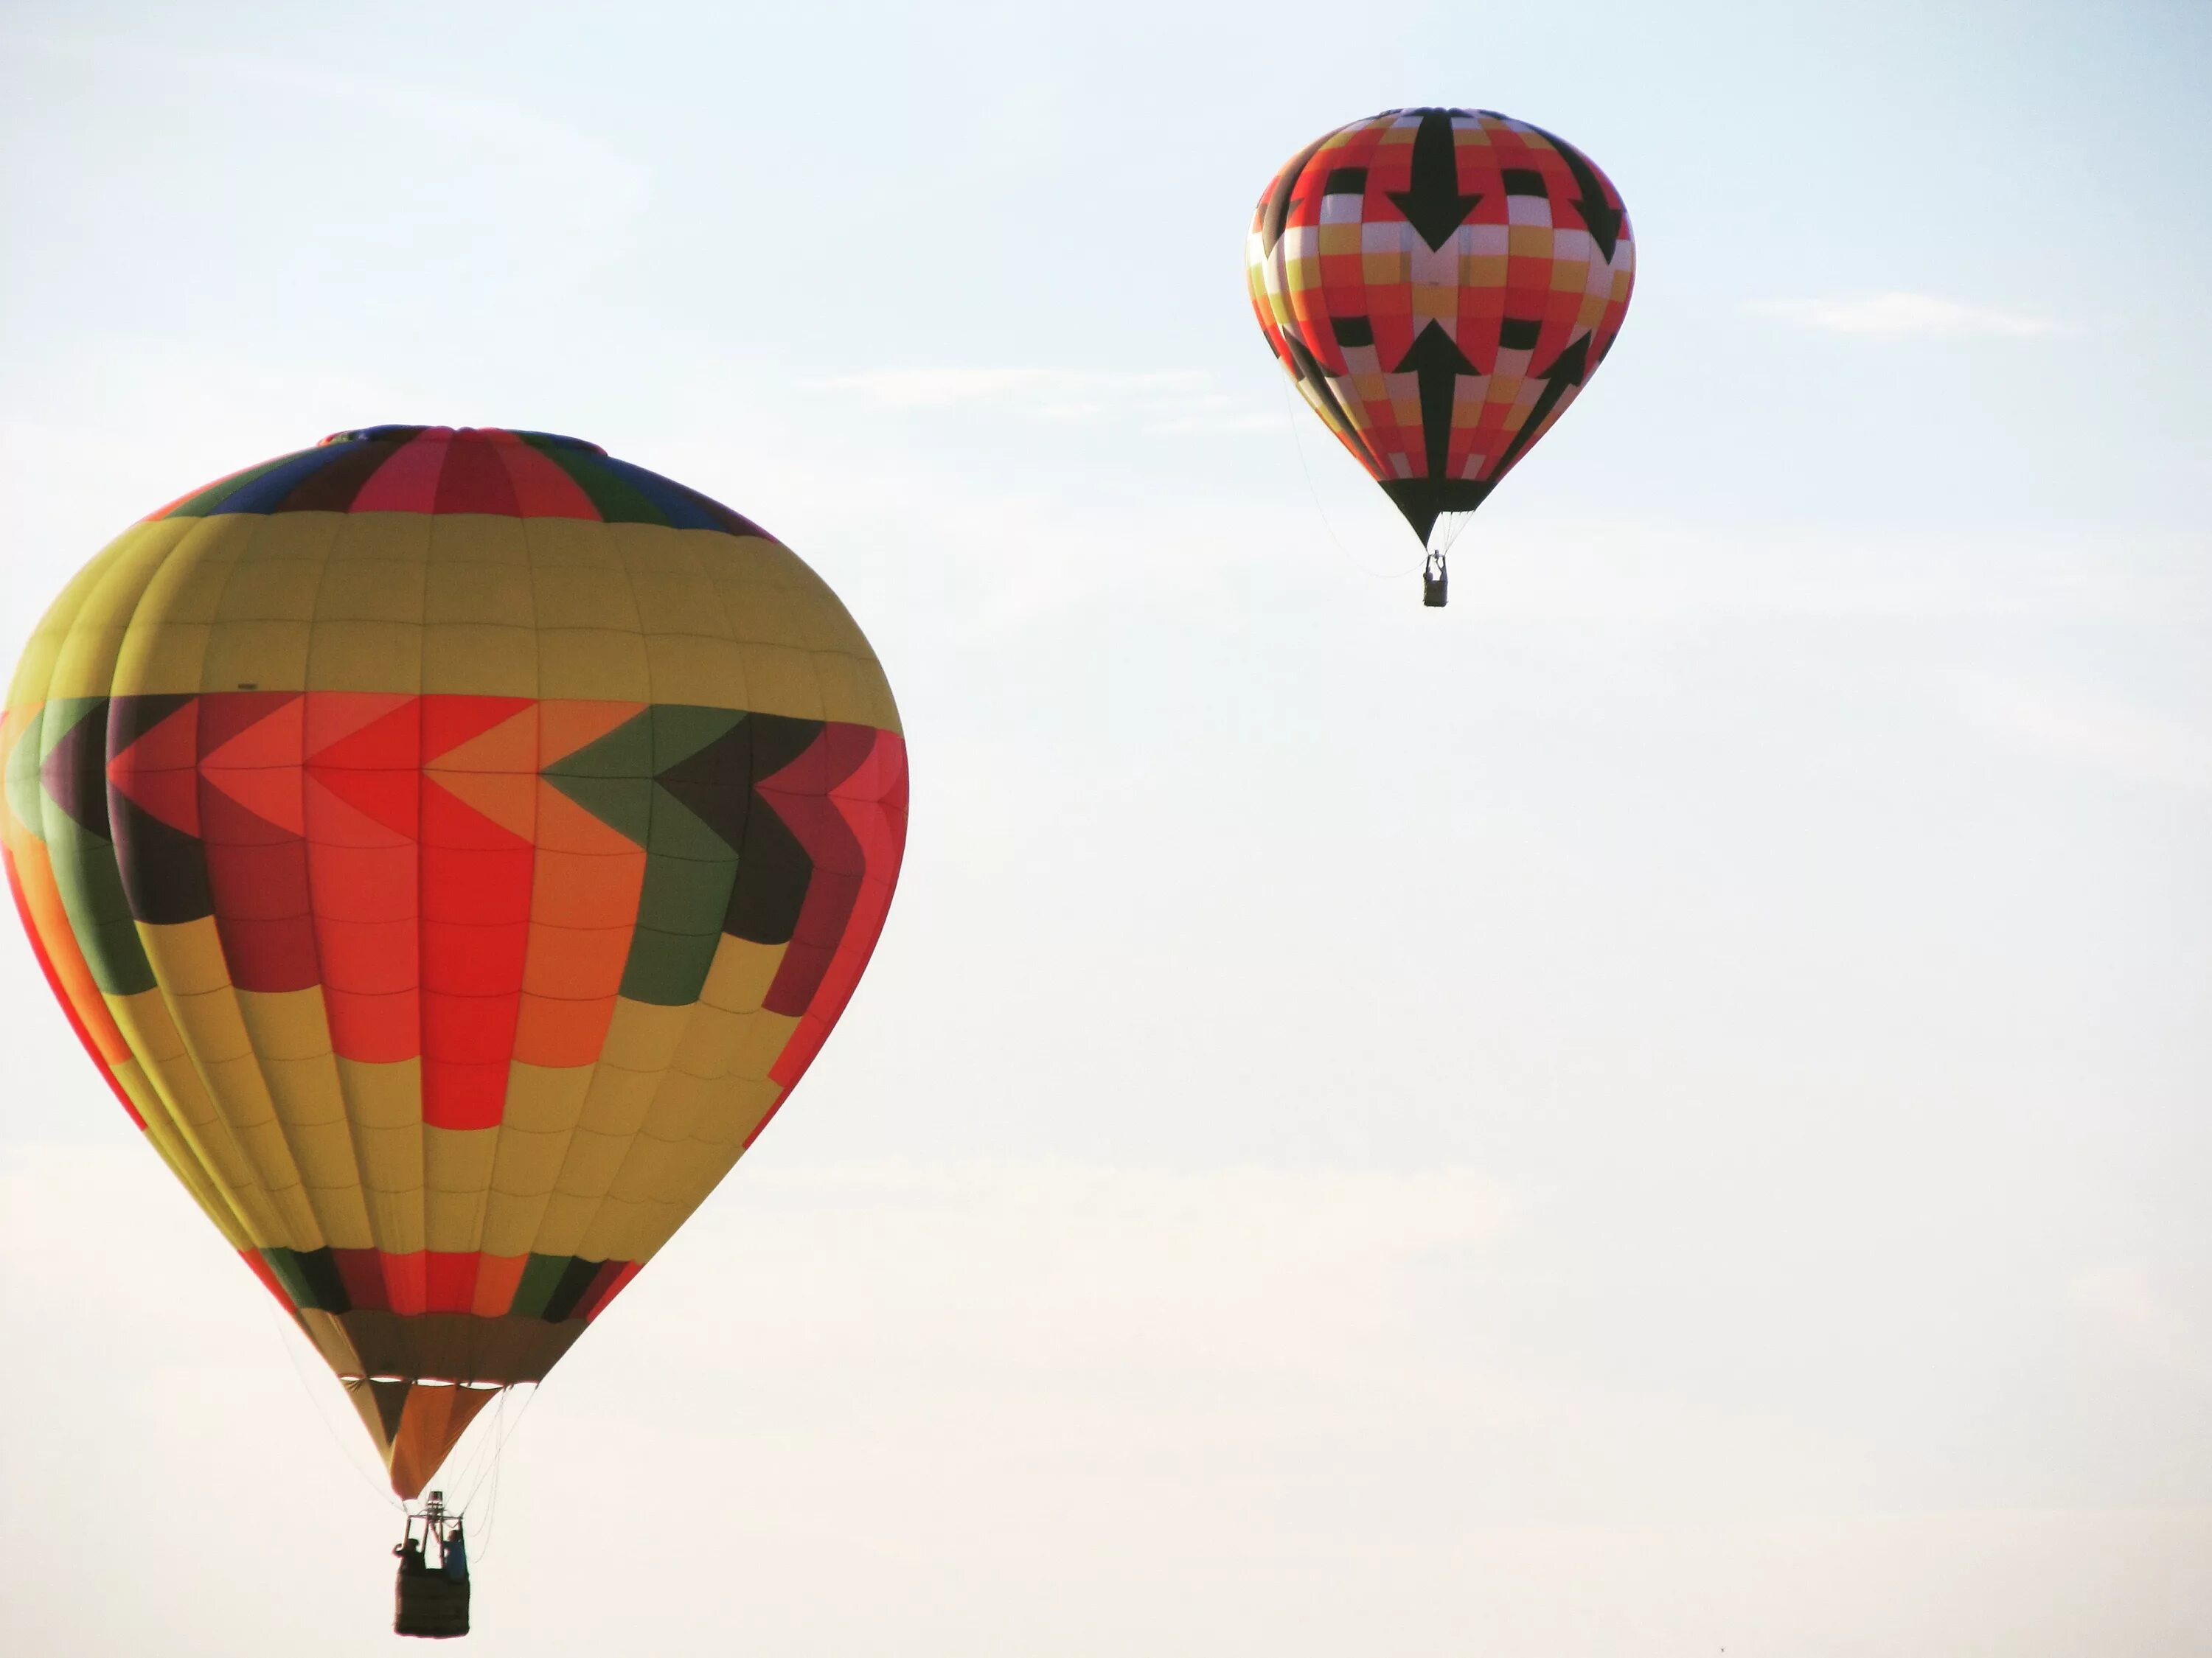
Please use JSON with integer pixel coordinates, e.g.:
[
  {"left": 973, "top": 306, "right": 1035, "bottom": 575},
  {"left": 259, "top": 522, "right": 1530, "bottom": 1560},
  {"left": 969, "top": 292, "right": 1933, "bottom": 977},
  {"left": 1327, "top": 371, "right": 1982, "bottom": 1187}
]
[{"left": 320, "top": 425, "right": 607, "bottom": 455}]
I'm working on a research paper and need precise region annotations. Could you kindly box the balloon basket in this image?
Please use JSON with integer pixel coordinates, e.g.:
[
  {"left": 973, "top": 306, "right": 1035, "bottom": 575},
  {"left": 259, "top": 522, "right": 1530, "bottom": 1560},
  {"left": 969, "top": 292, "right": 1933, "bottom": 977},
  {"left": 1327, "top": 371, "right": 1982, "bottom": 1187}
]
[{"left": 394, "top": 1490, "right": 470, "bottom": 1640}]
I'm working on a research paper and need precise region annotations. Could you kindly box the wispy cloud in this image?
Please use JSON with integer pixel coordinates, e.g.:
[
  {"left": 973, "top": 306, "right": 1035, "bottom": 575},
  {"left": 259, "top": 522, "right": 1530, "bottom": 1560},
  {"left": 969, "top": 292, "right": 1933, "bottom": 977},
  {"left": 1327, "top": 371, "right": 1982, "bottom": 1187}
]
[
  {"left": 1758, "top": 292, "right": 2069, "bottom": 338},
  {"left": 807, "top": 367, "right": 1277, "bottom": 432}
]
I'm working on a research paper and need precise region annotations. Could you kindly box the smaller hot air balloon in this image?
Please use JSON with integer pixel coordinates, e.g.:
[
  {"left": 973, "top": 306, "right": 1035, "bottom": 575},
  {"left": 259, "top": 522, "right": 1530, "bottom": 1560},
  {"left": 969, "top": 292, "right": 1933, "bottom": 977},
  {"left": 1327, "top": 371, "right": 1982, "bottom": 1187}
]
[{"left": 1247, "top": 108, "right": 1635, "bottom": 605}]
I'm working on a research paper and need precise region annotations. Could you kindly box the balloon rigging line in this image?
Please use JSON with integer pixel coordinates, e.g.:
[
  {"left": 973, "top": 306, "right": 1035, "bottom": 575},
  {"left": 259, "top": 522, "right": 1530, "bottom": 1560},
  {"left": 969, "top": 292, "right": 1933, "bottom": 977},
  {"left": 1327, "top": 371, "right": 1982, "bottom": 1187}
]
[
  {"left": 265, "top": 1302, "right": 406, "bottom": 1511},
  {"left": 457, "top": 1381, "right": 543, "bottom": 1517},
  {"left": 1279, "top": 375, "right": 1425, "bottom": 580}
]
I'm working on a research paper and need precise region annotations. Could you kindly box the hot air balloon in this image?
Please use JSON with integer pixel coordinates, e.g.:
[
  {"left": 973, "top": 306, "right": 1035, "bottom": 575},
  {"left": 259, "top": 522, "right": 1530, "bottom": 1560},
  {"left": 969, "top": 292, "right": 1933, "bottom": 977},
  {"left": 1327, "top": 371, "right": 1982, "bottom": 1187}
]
[
  {"left": 2, "top": 426, "right": 908, "bottom": 1538},
  {"left": 1246, "top": 108, "right": 1635, "bottom": 605}
]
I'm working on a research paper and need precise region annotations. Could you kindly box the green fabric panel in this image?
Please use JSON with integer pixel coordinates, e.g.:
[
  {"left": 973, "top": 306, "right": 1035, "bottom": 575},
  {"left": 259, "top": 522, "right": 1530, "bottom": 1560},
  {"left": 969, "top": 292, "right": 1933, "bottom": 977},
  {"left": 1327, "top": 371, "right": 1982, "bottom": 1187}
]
[
  {"left": 4, "top": 718, "right": 46, "bottom": 843},
  {"left": 619, "top": 924, "right": 724, "bottom": 1006},
  {"left": 543, "top": 708, "right": 655, "bottom": 781},
  {"left": 619, "top": 780, "right": 740, "bottom": 1005},
  {"left": 642, "top": 780, "right": 732, "bottom": 863},
  {"left": 41, "top": 820, "right": 156, "bottom": 996},
  {"left": 524, "top": 439, "right": 666, "bottom": 525},
  {"left": 542, "top": 771, "right": 654, "bottom": 849},
  {"left": 260, "top": 1247, "right": 314, "bottom": 1312},
  {"left": 543, "top": 709, "right": 656, "bottom": 846},
  {"left": 509, "top": 1252, "right": 572, "bottom": 1320},
  {"left": 633, "top": 850, "right": 737, "bottom": 934},
  {"left": 641, "top": 704, "right": 745, "bottom": 773}
]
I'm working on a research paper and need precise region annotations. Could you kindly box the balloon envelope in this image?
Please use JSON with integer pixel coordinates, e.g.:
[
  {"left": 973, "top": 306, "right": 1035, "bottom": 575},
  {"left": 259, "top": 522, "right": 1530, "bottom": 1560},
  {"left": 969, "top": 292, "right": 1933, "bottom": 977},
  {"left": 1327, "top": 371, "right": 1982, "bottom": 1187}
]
[
  {"left": 3, "top": 426, "right": 908, "bottom": 1494},
  {"left": 1247, "top": 107, "right": 1635, "bottom": 546}
]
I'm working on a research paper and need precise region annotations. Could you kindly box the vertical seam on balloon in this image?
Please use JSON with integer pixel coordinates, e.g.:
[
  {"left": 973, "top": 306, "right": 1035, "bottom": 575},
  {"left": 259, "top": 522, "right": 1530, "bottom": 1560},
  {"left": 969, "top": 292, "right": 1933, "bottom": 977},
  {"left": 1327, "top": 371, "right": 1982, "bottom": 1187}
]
[
  {"left": 17, "top": 526, "right": 254, "bottom": 1241},
  {"left": 406, "top": 511, "right": 432, "bottom": 1340},
  {"left": 153, "top": 514, "right": 328, "bottom": 1255},
  {"left": 563, "top": 531, "right": 754, "bottom": 1269},
  {"left": 454, "top": 506, "right": 543, "bottom": 1369},
  {"left": 60, "top": 526, "right": 257, "bottom": 1244},
  {"left": 184, "top": 509, "right": 347, "bottom": 1259},
  {"left": 498, "top": 512, "right": 571, "bottom": 1299},
  {"left": 509, "top": 517, "right": 639, "bottom": 1287},
  {"left": 296, "top": 509, "right": 420, "bottom": 1310},
  {"left": 97, "top": 519, "right": 291, "bottom": 1253},
  {"left": 89, "top": 523, "right": 279, "bottom": 1247},
  {"left": 537, "top": 520, "right": 670, "bottom": 1273}
]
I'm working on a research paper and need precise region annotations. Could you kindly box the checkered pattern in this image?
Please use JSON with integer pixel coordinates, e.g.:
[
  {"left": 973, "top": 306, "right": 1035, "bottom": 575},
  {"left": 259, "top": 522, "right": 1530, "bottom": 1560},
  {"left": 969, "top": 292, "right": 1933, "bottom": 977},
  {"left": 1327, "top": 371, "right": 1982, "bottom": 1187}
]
[{"left": 1248, "top": 108, "right": 1635, "bottom": 544}]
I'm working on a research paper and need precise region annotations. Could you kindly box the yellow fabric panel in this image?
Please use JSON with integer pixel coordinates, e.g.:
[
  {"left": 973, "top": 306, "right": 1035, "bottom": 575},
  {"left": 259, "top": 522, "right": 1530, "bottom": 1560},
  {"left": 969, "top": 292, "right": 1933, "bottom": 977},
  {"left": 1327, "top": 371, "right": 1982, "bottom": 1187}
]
[
  {"left": 698, "top": 935, "right": 785, "bottom": 1014},
  {"left": 568, "top": 931, "right": 808, "bottom": 1263},
  {"left": 7, "top": 518, "right": 197, "bottom": 704},
  {"left": 499, "top": 1062, "right": 596, "bottom": 1136},
  {"left": 594, "top": 996, "right": 694, "bottom": 1074},
  {"left": 118, "top": 1056, "right": 255, "bottom": 1251},
  {"left": 330, "top": 510, "right": 434, "bottom": 565},
  {"left": 231, "top": 990, "right": 374, "bottom": 1249},
  {"left": 428, "top": 510, "right": 531, "bottom": 567},
  {"left": 337, "top": 1056, "right": 426, "bottom": 1255},
  {"left": 642, "top": 632, "right": 753, "bottom": 710},
  {"left": 529, "top": 563, "right": 641, "bottom": 633},
  {"left": 214, "top": 554, "right": 323, "bottom": 622},
  {"left": 533, "top": 627, "right": 652, "bottom": 703},
  {"left": 312, "top": 557, "right": 428, "bottom": 626},
  {"left": 424, "top": 557, "right": 536, "bottom": 628},
  {"left": 622, "top": 563, "right": 725, "bottom": 637},
  {"left": 671, "top": 1001, "right": 770, "bottom": 1081},
  {"left": 202, "top": 620, "right": 316, "bottom": 697},
  {"left": 810, "top": 650, "right": 901, "bottom": 731},
  {"left": 104, "top": 985, "right": 287, "bottom": 1247},
  {"left": 529, "top": 997, "right": 692, "bottom": 1258},
  {"left": 422, "top": 624, "right": 542, "bottom": 698},
  {"left": 134, "top": 919, "right": 328, "bottom": 1250},
  {"left": 234, "top": 505, "right": 349, "bottom": 568},
  {"left": 50, "top": 511, "right": 894, "bottom": 722},
  {"left": 105, "top": 518, "right": 255, "bottom": 694},
  {"left": 234, "top": 985, "right": 335, "bottom": 1062},
  {"left": 735, "top": 642, "right": 824, "bottom": 721},
  {"left": 304, "top": 620, "right": 424, "bottom": 691},
  {"left": 137, "top": 913, "right": 229, "bottom": 995},
  {"left": 422, "top": 1126, "right": 498, "bottom": 1253},
  {"left": 475, "top": 1063, "right": 592, "bottom": 1256}
]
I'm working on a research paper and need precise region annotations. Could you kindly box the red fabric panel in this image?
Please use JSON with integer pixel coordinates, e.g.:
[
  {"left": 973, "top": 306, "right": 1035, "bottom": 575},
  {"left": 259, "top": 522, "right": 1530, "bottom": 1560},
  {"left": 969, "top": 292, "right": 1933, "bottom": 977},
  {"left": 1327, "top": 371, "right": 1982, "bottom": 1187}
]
[
  {"left": 332, "top": 1247, "right": 391, "bottom": 1312},
  {"left": 105, "top": 696, "right": 201, "bottom": 835},
  {"left": 349, "top": 431, "right": 451, "bottom": 514},
  {"left": 762, "top": 729, "right": 908, "bottom": 1115},
  {"left": 431, "top": 434, "right": 521, "bottom": 516},
  {"left": 380, "top": 1250, "right": 428, "bottom": 1317},
  {"left": 423, "top": 1250, "right": 481, "bottom": 1314},
  {"left": 239, "top": 1248, "right": 294, "bottom": 1311},
  {"left": 573, "top": 1258, "right": 635, "bottom": 1323},
  {"left": 495, "top": 440, "right": 602, "bottom": 520}
]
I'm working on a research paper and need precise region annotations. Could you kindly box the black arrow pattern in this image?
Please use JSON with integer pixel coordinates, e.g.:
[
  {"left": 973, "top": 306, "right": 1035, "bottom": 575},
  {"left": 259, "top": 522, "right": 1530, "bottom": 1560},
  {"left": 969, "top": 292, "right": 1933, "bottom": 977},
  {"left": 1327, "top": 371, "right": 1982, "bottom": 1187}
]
[
  {"left": 1519, "top": 121, "right": 1626, "bottom": 262},
  {"left": 1492, "top": 332, "right": 1592, "bottom": 477},
  {"left": 1385, "top": 108, "right": 1484, "bottom": 251},
  {"left": 1248, "top": 107, "right": 1634, "bottom": 552}
]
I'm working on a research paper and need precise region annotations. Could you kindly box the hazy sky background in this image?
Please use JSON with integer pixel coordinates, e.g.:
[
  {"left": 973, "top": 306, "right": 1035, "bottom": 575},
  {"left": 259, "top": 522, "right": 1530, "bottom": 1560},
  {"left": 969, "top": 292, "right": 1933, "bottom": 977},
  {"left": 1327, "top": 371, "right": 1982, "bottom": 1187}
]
[{"left": 3, "top": 1, "right": 2209, "bottom": 1652}]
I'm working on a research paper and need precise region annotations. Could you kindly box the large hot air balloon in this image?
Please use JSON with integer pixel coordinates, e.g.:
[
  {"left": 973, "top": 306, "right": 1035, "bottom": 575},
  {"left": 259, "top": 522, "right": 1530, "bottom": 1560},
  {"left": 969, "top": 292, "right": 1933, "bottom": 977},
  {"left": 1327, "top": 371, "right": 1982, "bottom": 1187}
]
[
  {"left": 3, "top": 425, "right": 908, "bottom": 1504},
  {"left": 1246, "top": 108, "right": 1635, "bottom": 605}
]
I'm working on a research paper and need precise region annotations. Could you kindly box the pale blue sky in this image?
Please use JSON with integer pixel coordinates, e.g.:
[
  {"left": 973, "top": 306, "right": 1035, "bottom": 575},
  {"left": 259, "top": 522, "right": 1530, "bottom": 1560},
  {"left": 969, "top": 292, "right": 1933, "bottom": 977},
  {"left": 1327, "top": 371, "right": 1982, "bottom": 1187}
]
[{"left": 3, "top": 2, "right": 2209, "bottom": 1654}]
